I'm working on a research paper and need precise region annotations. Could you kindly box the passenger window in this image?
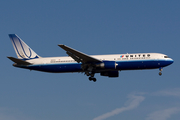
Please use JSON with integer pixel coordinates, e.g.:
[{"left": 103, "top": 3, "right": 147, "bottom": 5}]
[
  {"left": 126, "top": 55, "right": 129, "bottom": 57},
  {"left": 130, "top": 55, "right": 133, "bottom": 57},
  {"left": 147, "top": 54, "right": 150, "bottom": 57}
]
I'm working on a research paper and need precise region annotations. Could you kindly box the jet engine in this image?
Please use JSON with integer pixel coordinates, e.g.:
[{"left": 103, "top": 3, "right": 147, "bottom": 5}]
[
  {"left": 96, "top": 61, "right": 118, "bottom": 69},
  {"left": 100, "top": 70, "right": 119, "bottom": 77}
]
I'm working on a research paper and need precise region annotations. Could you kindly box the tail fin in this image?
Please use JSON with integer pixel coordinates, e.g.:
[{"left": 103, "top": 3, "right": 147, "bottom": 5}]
[{"left": 9, "top": 34, "right": 41, "bottom": 60}]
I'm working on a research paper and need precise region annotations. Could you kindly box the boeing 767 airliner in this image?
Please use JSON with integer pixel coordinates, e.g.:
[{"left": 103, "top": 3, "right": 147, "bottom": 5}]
[{"left": 7, "top": 34, "right": 173, "bottom": 82}]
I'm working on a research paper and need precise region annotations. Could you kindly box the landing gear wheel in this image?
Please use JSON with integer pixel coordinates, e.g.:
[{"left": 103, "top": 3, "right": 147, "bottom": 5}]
[
  {"left": 159, "top": 72, "right": 162, "bottom": 76},
  {"left": 89, "top": 77, "right": 97, "bottom": 82},
  {"left": 92, "top": 78, "right": 97, "bottom": 82}
]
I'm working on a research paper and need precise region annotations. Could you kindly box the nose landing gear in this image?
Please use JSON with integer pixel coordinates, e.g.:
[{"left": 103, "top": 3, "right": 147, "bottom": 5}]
[{"left": 159, "top": 67, "right": 163, "bottom": 76}]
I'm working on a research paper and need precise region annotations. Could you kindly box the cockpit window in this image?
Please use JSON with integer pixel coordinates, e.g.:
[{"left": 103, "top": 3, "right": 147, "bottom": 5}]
[{"left": 164, "top": 56, "right": 169, "bottom": 58}]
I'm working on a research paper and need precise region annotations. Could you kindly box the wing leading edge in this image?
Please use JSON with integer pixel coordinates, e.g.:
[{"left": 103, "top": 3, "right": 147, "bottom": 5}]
[{"left": 58, "top": 44, "right": 101, "bottom": 63}]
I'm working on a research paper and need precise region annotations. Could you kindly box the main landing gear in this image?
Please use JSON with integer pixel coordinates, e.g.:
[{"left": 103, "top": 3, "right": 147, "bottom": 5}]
[
  {"left": 89, "top": 77, "right": 97, "bottom": 82},
  {"left": 159, "top": 67, "right": 163, "bottom": 76},
  {"left": 85, "top": 71, "right": 97, "bottom": 82},
  {"left": 82, "top": 65, "right": 97, "bottom": 82}
]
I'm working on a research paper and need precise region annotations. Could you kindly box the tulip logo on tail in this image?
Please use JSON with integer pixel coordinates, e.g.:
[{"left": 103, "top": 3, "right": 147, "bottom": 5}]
[{"left": 9, "top": 34, "right": 40, "bottom": 60}]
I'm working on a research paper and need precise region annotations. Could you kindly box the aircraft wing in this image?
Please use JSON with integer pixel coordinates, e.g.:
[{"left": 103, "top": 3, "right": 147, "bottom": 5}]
[{"left": 58, "top": 44, "right": 101, "bottom": 63}]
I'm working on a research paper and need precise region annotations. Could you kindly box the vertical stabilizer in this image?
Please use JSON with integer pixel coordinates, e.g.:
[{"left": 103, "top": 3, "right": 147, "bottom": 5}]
[{"left": 9, "top": 34, "right": 40, "bottom": 60}]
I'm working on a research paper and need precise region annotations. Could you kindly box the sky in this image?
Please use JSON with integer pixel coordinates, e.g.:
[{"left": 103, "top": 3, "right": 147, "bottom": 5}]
[{"left": 1, "top": 0, "right": 180, "bottom": 120}]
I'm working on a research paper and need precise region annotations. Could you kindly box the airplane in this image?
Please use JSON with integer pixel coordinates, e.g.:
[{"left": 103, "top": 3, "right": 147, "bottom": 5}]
[{"left": 7, "top": 34, "right": 174, "bottom": 82}]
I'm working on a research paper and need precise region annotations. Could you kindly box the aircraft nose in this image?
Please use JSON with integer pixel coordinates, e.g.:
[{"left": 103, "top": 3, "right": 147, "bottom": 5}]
[{"left": 169, "top": 58, "right": 174, "bottom": 65}]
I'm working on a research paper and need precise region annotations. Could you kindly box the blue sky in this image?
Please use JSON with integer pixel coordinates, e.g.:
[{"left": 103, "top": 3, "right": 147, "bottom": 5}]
[{"left": 1, "top": 0, "right": 180, "bottom": 120}]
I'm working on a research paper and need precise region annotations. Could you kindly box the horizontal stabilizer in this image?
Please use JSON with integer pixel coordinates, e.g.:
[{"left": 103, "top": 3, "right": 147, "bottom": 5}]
[{"left": 7, "top": 56, "right": 32, "bottom": 65}]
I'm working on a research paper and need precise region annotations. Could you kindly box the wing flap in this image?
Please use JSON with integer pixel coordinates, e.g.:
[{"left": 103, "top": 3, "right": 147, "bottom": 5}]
[{"left": 58, "top": 44, "right": 101, "bottom": 63}]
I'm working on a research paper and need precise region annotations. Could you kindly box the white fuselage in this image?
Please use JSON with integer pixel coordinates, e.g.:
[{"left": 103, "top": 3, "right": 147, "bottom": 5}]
[{"left": 17, "top": 53, "right": 173, "bottom": 73}]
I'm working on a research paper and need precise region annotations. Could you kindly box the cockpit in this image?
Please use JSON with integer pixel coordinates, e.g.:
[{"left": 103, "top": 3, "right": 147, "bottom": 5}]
[{"left": 164, "top": 56, "right": 169, "bottom": 58}]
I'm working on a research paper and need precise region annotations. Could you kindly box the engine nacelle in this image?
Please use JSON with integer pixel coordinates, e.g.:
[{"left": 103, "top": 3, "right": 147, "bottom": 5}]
[
  {"left": 96, "top": 61, "right": 117, "bottom": 70},
  {"left": 100, "top": 71, "right": 119, "bottom": 77}
]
